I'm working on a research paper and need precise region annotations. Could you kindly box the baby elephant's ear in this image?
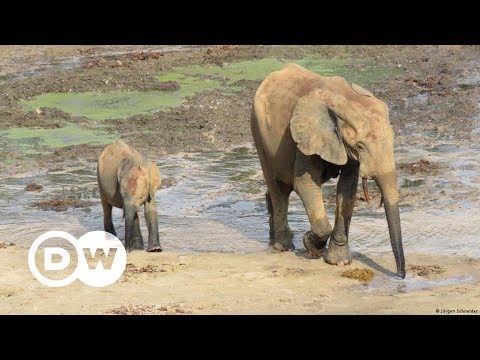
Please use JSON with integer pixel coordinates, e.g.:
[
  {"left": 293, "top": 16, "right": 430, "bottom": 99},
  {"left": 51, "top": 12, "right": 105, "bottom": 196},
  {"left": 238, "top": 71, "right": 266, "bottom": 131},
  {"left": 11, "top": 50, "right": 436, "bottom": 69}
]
[
  {"left": 350, "top": 83, "right": 374, "bottom": 97},
  {"left": 147, "top": 161, "right": 161, "bottom": 201},
  {"left": 290, "top": 91, "right": 348, "bottom": 165},
  {"left": 117, "top": 158, "right": 132, "bottom": 183}
]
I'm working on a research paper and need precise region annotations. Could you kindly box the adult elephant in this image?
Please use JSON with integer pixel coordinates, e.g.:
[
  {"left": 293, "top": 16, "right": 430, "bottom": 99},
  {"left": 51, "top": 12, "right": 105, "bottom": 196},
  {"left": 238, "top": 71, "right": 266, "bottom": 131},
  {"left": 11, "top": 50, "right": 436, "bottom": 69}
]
[{"left": 251, "top": 63, "right": 405, "bottom": 278}]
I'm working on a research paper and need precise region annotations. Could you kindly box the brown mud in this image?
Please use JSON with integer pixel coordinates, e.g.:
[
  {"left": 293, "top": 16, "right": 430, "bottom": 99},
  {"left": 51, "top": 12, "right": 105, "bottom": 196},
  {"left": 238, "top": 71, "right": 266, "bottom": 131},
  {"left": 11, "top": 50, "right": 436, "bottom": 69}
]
[
  {"left": 341, "top": 268, "right": 375, "bottom": 283},
  {"left": 0, "top": 45, "right": 478, "bottom": 175},
  {"left": 31, "top": 197, "right": 94, "bottom": 212}
]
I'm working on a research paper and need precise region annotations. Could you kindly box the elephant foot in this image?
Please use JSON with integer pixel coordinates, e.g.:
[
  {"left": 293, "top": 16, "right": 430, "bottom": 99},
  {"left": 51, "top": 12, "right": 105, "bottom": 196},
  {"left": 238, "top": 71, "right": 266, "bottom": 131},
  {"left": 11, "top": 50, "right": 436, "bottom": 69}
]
[
  {"left": 133, "top": 242, "right": 144, "bottom": 250},
  {"left": 105, "top": 228, "right": 117, "bottom": 237},
  {"left": 147, "top": 243, "right": 163, "bottom": 252},
  {"left": 270, "top": 231, "right": 295, "bottom": 252},
  {"left": 303, "top": 231, "right": 328, "bottom": 257},
  {"left": 324, "top": 241, "right": 352, "bottom": 266},
  {"left": 271, "top": 242, "right": 295, "bottom": 252}
]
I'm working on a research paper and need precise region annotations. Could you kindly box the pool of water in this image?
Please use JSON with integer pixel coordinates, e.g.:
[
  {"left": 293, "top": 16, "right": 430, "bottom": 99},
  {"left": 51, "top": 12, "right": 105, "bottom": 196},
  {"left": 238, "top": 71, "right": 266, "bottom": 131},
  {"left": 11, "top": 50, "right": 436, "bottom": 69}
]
[
  {"left": 1, "top": 145, "right": 479, "bottom": 258},
  {"left": 357, "top": 274, "right": 476, "bottom": 294}
]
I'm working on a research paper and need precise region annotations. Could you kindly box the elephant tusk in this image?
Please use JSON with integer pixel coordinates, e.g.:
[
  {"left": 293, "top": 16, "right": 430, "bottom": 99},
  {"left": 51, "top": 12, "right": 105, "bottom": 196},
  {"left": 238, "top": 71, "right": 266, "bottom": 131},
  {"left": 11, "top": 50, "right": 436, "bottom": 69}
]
[
  {"left": 379, "top": 194, "right": 384, "bottom": 208},
  {"left": 362, "top": 177, "right": 370, "bottom": 205}
]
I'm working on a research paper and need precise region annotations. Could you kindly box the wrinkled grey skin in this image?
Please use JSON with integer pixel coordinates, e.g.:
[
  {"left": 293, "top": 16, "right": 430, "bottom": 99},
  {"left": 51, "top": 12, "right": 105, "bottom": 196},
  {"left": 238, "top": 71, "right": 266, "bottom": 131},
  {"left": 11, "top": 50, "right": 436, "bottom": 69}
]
[
  {"left": 97, "top": 140, "right": 162, "bottom": 252},
  {"left": 251, "top": 63, "right": 405, "bottom": 278}
]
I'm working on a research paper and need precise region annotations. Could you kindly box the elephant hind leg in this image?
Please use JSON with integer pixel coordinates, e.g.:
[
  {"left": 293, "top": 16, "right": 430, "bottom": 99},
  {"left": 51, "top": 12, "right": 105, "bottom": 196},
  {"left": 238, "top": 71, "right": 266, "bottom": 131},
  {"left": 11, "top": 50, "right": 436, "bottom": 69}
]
[
  {"left": 100, "top": 196, "right": 117, "bottom": 237},
  {"left": 266, "top": 178, "right": 294, "bottom": 252}
]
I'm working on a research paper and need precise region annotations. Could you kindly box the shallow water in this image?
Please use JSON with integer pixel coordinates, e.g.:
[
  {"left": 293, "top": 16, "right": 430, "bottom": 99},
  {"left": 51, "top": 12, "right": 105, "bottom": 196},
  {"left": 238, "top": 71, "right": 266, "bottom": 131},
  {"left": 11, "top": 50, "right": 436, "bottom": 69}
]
[
  {"left": 1, "top": 144, "right": 479, "bottom": 261},
  {"left": 358, "top": 274, "right": 476, "bottom": 294}
]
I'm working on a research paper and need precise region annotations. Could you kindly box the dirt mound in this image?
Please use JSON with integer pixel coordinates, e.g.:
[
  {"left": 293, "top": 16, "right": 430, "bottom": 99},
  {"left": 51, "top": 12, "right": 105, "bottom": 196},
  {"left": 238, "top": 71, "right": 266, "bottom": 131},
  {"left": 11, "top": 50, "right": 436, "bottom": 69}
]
[
  {"left": 0, "top": 241, "right": 15, "bottom": 249},
  {"left": 0, "top": 107, "right": 70, "bottom": 130},
  {"left": 125, "top": 263, "right": 163, "bottom": 274},
  {"left": 341, "top": 268, "right": 375, "bottom": 283},
  {"left": 105, "top": 304, "right": 190, "bottom": 315},
  {"left": 25, "top": 183, "right": 43, "bottom": 192},
  {"left": 272, "top": 267, "right": 307, "bottom": 277},
  {"left": 409, "top": 264, "right": 445, "bottom": 277},
  {"left": 113, "top": 88, "right": 255, "bottom": 154},
  {"left": 160, "top": 177, "right": 176, "bottom": 189},
  {"left": 32, "top": 197, "right": 94, "bottom": 211},
  {"left": 129, "top": 51, "right": 164, "bottom": 61},
  {"left": 49, "top": 144, "right": 104, "bottom": 163},
  {"left": 400, "top": 159, "right": 439, "bottom": 174}
]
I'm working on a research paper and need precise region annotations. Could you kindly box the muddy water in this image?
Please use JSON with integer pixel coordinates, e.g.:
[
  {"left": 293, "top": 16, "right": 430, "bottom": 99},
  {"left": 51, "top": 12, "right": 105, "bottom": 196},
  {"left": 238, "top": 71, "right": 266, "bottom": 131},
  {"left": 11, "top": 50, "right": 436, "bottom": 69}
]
[{"left": 1, "top": 144, "right": 479, "bottom": 260}]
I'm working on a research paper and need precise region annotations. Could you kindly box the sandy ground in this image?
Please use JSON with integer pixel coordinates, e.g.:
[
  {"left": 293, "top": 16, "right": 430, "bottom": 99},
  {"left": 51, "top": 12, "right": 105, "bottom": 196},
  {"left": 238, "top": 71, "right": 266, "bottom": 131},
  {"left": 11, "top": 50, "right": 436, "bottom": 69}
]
[{"left": 1, "top": 245, "right": 479, "bottom": 314}]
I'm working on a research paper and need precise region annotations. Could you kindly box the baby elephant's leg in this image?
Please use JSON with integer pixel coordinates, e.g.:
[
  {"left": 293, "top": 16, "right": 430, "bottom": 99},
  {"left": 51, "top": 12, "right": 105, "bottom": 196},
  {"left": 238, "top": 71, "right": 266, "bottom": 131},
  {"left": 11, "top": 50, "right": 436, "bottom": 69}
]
[{"left": 145, "top": 198, "right": 162, "bottom": 252}]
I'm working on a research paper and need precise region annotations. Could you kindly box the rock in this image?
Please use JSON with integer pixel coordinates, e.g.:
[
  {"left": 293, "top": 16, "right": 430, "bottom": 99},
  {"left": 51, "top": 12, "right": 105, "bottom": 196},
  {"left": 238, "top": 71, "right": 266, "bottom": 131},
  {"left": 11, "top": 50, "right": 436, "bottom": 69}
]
[{"left": 25, "top": 183, "right": 43, "bottom": 192}]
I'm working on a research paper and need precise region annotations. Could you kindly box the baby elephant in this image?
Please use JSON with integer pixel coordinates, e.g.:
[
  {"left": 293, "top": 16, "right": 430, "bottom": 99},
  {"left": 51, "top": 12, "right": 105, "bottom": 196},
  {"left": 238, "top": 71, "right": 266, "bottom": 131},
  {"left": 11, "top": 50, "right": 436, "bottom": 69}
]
[{"left": 97, "top": 140, "right": 162, "bottom": 252}]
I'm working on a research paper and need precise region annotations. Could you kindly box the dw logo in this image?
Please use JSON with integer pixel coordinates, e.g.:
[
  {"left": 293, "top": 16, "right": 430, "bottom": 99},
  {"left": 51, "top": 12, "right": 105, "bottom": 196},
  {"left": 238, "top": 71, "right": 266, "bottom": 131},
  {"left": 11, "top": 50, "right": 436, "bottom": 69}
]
[{"left": 28, "top": 231, "right": 127, "bottom": 287}]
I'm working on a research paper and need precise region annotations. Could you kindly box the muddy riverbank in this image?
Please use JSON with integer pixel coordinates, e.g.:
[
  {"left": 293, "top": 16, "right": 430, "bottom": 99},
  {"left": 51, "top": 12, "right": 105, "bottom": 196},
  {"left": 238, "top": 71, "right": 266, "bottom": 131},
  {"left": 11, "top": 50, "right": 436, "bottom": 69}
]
[{"left": 1, "top": 246, "right": 479, "bottom": 314}]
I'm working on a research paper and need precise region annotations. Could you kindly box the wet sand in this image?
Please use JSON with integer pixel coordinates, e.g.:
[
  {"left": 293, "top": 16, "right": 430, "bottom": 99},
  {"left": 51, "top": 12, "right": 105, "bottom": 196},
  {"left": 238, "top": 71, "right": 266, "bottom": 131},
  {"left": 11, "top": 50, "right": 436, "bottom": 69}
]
[{"left": 1, "top": 245, "right": 479, "bottom": 314}]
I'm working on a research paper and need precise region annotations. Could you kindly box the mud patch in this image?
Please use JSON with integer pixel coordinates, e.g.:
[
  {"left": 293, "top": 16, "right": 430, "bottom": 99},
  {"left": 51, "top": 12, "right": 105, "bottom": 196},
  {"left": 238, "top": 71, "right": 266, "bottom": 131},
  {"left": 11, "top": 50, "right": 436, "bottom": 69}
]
[
  {"left": 402, "top": 179, "right": 426, "bottom": 188},
  {"left": 105, "top": 304, "right": 191, "bottom": 315},
  {"left": 341, "top": 268, "right": 375, "bottom": 283},
  {"left": 129, "top": 51, "right": 165, "bottom": 61},
  {"left": 49, "top": 144, "right": 106, "bottom": 164},
  {"left": 0, "top": 286, "right": 19, "bottom": 298},
  {"left": 400, "top": 159, "right": 439, "bottom": 174},
  {"left": 25, "top": 183, "right": 43, "bottom": 192},
  {"left": 31, "top": 197, "right": 94, "bottom": 211},
  {"left": 160, "top": 177, "right": 176, "bottom": 189},
  {"left": 124, "top": 263, "right": 163, "bottom": 274},
  {"left": 0, "top": 241, "right": 15, "bottom": 249},
  {"left": 112, "top": 89, "right": 255, "bottom": 154},
  {"left": 0, "top": 107, "right": 69, "bottom": 130},
  {"left": 409, "top": 264, "right": 446, "bottom": 277},
  {"left": 272, "top": 267, "right": 307, "bottom": 277}
]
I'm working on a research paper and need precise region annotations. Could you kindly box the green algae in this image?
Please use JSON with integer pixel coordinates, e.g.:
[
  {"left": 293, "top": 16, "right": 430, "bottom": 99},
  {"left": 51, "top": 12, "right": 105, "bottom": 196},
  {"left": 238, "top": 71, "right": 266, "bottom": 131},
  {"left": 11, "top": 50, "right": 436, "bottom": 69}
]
[
  {"left": 22, "top": 91, "right": 183, "bottom": 121},
  {"left": 20, "top": 55, "right": 399, "bottom": 122},
  {"left": 161, "top": 56, "right": 398, "bottom": 89},
  {"left": 0, "top": 122, "right": 115, "bottom": 153}
]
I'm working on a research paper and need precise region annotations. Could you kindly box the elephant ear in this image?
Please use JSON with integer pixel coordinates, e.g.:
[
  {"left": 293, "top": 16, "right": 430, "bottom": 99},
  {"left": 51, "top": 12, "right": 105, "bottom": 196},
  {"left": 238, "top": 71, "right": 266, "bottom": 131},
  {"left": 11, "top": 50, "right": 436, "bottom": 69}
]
[
  {"left": 350, "top": 83, "right": 374, "bottom": 97},
  {"left": 117, "top": 158, "right": 132, "bottom": 183},
  {"left": 290, "top": 92, "right": 348, "bottom": 165},
  {"left": 146, "top": 161, "right": 161, "bottom": 201}
]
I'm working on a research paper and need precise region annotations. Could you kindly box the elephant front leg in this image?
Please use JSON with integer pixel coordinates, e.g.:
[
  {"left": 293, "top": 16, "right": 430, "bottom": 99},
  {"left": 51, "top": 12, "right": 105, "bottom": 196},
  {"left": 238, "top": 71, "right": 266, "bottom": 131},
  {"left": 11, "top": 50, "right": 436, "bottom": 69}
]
[
  {"left": 144, "top": 198, "right": 162, "bottom": 252},
  {"left": 124, "top": 207, "right": 136, "bottom": 252},
  {"left": 294, "top": 151, "right": 332, "bottom": 257},
  {"left": 132, "top": 214, "right": 144, "bottom": 250},
  {"left": 324, "top": 164, "right": 359, "bottom": 266}
]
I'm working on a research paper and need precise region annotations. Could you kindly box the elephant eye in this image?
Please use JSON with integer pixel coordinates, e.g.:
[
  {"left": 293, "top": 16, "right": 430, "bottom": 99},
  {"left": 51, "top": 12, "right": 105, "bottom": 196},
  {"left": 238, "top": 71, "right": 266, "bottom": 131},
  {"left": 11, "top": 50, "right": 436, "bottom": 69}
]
[{"left": 356, "top": 143, "right": 365, "bottom": 152}]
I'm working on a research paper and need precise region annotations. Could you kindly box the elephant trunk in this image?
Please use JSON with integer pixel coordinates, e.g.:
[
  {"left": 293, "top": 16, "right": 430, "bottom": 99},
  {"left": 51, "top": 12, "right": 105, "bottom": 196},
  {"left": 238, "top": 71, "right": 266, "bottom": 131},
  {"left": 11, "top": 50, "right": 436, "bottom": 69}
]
[{"left": 374, "top": 172, "right": 406, "bottom": 279}]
